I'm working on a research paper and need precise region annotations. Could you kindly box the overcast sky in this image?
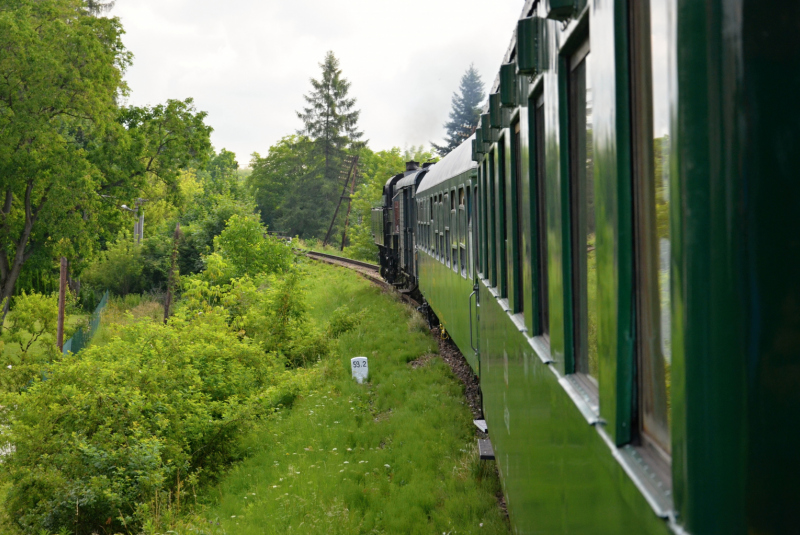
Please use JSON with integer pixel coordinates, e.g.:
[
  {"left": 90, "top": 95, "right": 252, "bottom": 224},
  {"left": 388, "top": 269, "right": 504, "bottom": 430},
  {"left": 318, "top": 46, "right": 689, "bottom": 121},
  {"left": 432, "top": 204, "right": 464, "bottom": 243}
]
[{"left": 112, "top": 1, "right": 524, "bottom": 167}]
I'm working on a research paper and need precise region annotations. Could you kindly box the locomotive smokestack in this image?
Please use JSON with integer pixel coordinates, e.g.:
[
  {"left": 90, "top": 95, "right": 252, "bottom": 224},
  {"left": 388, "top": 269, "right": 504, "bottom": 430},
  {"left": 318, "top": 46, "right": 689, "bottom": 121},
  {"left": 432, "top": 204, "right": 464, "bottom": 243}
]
[{"left": 405, "top": 161, "right": 420, "bottom": 172}]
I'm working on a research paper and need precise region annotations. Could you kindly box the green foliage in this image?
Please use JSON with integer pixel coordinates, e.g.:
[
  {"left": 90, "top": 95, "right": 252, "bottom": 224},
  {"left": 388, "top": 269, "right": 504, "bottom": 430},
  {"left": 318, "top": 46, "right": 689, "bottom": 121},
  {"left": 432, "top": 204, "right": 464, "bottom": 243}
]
[
  {"left": 0, "top": 0, "right": 130, "bottom": 306},
  {"left": 203, "top": 148, "right": 240, "bottom": 195},
  {"left": 177, "top": 188, "right": 258, "bottom": 276},
  {"left": 158, "top": 262, "right": 508, "bottom": 535},
  {"left": 432, "top": 64, "right": 486, "bottom": 156},
  {"left": 3, "top": 293, "right": 58, "bottom": 361},
  {"left": 0, "top": 307, "right": 319, "bottom": 535},
  {"left": 181, "top": 269, "right": 327, "bottom": 370},
  {"left": 212, "top": 214, "right": 292, "bottom": 279},
  {"left": 249, "top": 52, "right": 364, "bottom": 240},
  {"left": 248, "top": 135, "right": 322, "bottom": 236},
  {"left": 0, "top": 291, "right": 83, "bottom": 393},
  {"left": 297, "top": 51, "right": 363, "bottom": 175},
  {"left": 81, "top": 233, "right": 144, "bottom": 296},
  {"left": 0, "top": 0, "right": 213, "bottom": 307},
  {"left": 325, "top": 304, "right": 364, "bottom": 338}
]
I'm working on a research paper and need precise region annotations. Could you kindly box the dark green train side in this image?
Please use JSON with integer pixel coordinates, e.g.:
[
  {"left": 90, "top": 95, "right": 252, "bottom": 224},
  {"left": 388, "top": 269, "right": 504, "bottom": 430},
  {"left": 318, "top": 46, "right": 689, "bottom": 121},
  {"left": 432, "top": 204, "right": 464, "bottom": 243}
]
[{"left": 373, "top": 0, "right": 800, "bottom": 533}]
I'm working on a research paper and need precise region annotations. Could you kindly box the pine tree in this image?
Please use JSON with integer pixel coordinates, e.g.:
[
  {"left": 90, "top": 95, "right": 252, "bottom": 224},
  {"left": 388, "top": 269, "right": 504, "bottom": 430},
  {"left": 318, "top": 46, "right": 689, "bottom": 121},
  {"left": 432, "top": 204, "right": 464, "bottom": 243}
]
[
  {"left": 432, "top": 64, "right": 485, "bottom": 156},
  {"left": 295, "top": 51, "right": 363, "bottom": 238},
  {"left": 297, "top": 51, "right": 363, "bottom": 185}
]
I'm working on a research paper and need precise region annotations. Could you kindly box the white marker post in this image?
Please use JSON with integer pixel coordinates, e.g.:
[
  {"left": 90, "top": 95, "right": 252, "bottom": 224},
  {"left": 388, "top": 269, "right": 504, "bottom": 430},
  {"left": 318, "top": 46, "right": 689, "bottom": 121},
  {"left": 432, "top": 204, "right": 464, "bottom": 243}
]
[{"left": 351, "top": 357, "right": 368, "bottom": 384}]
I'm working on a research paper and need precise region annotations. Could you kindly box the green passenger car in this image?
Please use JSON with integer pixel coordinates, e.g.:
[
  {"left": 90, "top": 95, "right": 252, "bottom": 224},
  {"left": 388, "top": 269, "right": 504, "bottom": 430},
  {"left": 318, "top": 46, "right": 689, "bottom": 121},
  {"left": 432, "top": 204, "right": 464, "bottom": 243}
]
[{"left": 414, "top": 0, "right": 800, "bottom": 533}]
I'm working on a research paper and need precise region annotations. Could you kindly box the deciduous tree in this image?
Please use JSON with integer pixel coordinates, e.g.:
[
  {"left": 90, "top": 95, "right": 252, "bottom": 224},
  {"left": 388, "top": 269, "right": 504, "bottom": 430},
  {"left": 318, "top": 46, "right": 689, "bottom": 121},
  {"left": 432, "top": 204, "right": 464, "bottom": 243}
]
[{"left": 0, "top": 0, "right": 129, "bottom": 313}]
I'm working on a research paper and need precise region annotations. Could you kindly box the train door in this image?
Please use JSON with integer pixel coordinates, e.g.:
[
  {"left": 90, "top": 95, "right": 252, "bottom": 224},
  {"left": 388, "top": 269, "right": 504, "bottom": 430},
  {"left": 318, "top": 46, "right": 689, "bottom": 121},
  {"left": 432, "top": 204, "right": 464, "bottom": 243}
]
[{"left": 470, "top": 179, "right": 480, "bottom": 372}]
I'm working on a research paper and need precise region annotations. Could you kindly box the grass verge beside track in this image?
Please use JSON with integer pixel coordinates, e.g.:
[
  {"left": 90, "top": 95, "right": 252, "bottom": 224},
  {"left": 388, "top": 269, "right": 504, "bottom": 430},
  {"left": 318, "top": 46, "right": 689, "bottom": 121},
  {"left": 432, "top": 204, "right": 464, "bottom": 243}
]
[{"left": 171, "top": 260, "right": 509, "bottom": 535}]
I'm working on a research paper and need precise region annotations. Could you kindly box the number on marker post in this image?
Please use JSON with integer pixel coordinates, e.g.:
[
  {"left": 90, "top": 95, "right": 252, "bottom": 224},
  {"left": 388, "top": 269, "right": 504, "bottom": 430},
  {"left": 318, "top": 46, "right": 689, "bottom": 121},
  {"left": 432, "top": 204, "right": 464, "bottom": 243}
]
[{"left": 351, "top": 357, "right": 368, "bottom": 384}]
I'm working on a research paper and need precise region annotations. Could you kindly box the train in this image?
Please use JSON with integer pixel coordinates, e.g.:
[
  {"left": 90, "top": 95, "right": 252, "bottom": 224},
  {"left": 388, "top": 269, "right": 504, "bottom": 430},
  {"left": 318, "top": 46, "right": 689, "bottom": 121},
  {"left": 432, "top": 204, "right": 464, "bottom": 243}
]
[{"left": 371, "top": 0, "right": 800, "bottom": 534}]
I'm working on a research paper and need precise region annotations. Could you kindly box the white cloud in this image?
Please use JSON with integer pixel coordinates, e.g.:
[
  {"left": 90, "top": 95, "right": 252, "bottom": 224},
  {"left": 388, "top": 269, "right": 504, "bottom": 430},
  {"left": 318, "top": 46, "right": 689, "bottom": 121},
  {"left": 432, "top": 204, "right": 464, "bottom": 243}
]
[{"left": 114, "top": 0, "right": 524, "bottom": 165}]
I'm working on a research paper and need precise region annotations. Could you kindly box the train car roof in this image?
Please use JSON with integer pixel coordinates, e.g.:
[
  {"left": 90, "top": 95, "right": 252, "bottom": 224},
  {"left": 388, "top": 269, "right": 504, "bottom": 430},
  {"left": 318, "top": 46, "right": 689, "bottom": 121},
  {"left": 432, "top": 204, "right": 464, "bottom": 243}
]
[
  {"left": 395, "top": 168, "right": 429, "bottom": 190},
  {"left": 416, "top": 135, "right": 477, "bottom": 194}
]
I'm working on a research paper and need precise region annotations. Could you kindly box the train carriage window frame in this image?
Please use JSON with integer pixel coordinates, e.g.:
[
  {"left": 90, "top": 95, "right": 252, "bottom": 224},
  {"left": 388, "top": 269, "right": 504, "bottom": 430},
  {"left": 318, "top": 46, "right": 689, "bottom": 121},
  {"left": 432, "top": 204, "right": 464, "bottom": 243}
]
[
  {"left": 430, "top": 195, "right": 434, "bottom": 254},
  {"left": 445, "top": 192, "right": 451, "bottom": 268},
  {"left": 488, "top": 150, "right": 498, "bottom": 288},
  {"left": 566, "top": 33, "right": 599, "bottom": 394},
  {"left": 496, "top": 136, "right": 509, "bottom": 299},
  {"left": 467, "top": 181, "right": 478, "bottom": 280},
  {"left": 459, "top": 186, "right": 467, "bottom": 279},
  {"left": 630, "top": 0, "right": 673, "bottom": 471},
  {"left": 529, "top": 89, "right": 550, "bottom": 341},
  {"left": 510, "top": 117, "right": 525, "bottom": 315},
  {"left": 451, "top": 187, "right": 458, "bottom": 274},
  {"left": 481, "top": 160, "right": 490, "bottom": 280}
]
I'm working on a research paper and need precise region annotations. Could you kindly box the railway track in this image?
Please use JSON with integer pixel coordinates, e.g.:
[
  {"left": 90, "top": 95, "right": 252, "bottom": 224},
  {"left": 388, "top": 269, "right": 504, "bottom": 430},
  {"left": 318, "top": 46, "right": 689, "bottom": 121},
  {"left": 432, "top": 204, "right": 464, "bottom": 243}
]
[{"left": 304, "top": 251, "right": 420, "bottom": 307}]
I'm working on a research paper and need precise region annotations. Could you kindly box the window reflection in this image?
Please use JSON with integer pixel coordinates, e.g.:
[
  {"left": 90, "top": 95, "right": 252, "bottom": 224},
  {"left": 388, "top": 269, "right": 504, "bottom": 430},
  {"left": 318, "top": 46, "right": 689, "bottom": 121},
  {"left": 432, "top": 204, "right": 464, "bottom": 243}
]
[
  {"left": 632, "top": 0, "right": 674, "bottom": 456},
  {"left": 570, "top": 42, "right": 597, "bottom": 380}
]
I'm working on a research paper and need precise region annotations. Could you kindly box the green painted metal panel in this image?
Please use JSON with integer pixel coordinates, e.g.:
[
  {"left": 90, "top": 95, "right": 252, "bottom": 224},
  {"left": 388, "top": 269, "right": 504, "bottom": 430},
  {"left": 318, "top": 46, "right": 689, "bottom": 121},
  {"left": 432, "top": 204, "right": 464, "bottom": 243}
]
[
  {"left": 519, "top": 100, "right": 536, "bottom": 336},
  {"left": 737, "top": 3, "right": 800, "bottom": 531},
  {"left": 487, "top": 148, "right": 498, "bottom": 288},
  {"left": 480, "top": 113, "right": 493, "bottom": 146},
  {"left": 478, "top": 287, "right": 671, "bottom": 535},
  {"left": 668, "top": 1, "right": 800, "bottom": 533},
  {"left": 494, "top": 135, "right": 508, "bottom": 299},
  {"left": 419, "top": 172, "right": 478, "bottom": 372},
  {"left": 489, "top": 94, "right": 502, "bottom": 130},
  {"left": 517, "top": 17, "right": 547, "bottom": 75},
  {"left": 499, "top": 63, "right": 517, "bottom": 107},
  {"left": 544, "top": 0, "right": 577, "bottom": 21},
  {"left": 591, "top": 0, "right": 635, "bottom": 450}
]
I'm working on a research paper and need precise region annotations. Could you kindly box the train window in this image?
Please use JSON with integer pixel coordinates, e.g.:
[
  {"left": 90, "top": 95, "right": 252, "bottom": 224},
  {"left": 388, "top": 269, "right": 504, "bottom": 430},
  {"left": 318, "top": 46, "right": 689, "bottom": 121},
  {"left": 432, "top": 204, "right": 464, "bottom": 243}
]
[
  {"left": 568, "top": 37, "right": 598, "bottom": 381},
  {"left": 451, "top": 188, "right": 458, "bottom": 273},
  {"left": 459, "top": 186, "right": 466, "bottom": 278},
  {"left": 440, "top": 193, "right": 444, "bottom": 259},
  {"left": 488, "top": 151, "right": 497, "bottom": 287},
  {"left": 631, "top": 0, "right": 673, "bottom": 458},
  {"left": 481, "top": 160, "right": 489, "bottom": 279},
  {"left": 534, "top": 94, "right": 549, "bottom": 338},
  {"left": 445, "top": 192, "right": 450, "bottom": 267},
  {"left": 497, "top": 137, "right": 509, "bottom": 299},
  {"left": 430, "top": 196, "right": 434, "bottom": 253},
  {"left": 511, "top": 120, "right": 524, "bottom": 314},
  {"left": 468, "top": 186, "right": 474, "bottom": 280}
]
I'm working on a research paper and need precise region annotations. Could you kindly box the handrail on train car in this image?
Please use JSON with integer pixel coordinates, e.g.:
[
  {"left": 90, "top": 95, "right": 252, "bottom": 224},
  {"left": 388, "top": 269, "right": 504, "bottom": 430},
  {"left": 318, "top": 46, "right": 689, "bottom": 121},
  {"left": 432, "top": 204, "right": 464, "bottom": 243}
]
[{"left": 469, "top": 288, "right": 477, "bottom": 354}]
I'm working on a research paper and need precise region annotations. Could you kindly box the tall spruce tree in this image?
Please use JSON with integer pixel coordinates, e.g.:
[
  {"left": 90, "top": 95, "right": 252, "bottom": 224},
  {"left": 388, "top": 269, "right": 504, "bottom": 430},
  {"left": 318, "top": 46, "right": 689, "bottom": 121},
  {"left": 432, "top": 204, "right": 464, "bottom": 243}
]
[
  {"left": 432, "top": 64, "right": 485, "bottom": 156},
  {"left": 295, "top": 51, "right": 363, "bottom": 238},
  {"left": 297, "top": 51, "right": 363, "bottom": 181}
]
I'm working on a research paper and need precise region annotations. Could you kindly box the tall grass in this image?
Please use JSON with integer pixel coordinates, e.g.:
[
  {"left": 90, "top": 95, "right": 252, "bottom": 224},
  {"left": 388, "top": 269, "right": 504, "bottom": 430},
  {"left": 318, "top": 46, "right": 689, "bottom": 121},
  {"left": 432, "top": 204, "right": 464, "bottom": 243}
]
[{"left": 168, "top": 261, "right": 509, "bottom": 535}]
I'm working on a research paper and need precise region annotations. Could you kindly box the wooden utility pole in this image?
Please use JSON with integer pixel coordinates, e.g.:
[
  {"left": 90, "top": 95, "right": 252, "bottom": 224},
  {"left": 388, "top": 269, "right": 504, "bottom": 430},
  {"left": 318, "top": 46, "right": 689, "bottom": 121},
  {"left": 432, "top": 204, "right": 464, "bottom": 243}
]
[
  {"left": 322, "top": 155, "right": 359, "bottom": 247},
  {"left": 340, "top": 164, "right": 359, "bottom": 251},
  {"left": 57, "top": 257, "right": 67, "bottom": 351}
]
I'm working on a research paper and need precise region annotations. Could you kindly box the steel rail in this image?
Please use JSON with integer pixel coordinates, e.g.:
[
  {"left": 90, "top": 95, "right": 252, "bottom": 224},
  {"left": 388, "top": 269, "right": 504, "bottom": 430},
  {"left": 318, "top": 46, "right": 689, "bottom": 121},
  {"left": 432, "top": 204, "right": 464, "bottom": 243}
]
[
  {"left": 304, "top": 251, "right": 420, "bottom": 308},
  {"left": 305, "top": 251, "right": 379, "bottom": 272}
]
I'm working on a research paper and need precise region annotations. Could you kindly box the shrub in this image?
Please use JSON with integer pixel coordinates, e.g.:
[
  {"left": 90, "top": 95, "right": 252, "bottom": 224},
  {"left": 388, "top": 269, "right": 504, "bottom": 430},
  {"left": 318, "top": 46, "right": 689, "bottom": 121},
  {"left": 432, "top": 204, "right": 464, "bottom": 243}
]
[
  {"left": 0, "top": 311, "right": 287, "bottom": 535},
  {"left": 0, "top": 292, "right": 82, "bottom": 393},
  {"left": 81, "top": 232, "right": 144, "bottom": 296},
  {"left": 326, "top": 304, "right": 365, "bottom": 338},
  {"left": 213, "top": 214, "right": 292, "bottom": 278}
]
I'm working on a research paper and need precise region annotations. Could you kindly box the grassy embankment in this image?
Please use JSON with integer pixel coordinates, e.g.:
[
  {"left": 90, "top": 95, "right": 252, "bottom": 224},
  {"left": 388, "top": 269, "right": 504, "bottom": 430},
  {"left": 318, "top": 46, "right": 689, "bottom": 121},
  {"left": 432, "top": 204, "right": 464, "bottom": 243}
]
[{"left": 172, "top": 260, "right": 509, "bottom": 535}]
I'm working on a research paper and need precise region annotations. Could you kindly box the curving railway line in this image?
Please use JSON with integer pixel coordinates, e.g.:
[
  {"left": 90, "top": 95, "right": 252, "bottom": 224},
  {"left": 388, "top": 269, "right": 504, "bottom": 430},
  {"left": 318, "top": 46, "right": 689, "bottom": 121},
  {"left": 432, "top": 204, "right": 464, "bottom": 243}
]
[{"left": 304, "top": 251, "right": 420, "bottom": 307}]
